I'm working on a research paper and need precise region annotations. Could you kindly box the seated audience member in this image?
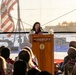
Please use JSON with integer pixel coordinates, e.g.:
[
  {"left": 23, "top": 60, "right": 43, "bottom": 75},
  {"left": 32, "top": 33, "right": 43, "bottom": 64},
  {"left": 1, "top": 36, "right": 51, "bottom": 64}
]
[
  {"left": 0, "top": 56, "right": 6, "bottom": 75},
  {"left": 64, "top": 47, "right": 76, "bottom": 75},
  {"left": 1, "top": 47, "right": 14, "bottom": 75},
  {"left": 13, "top": 60, "right": 27, "bottom": 75},
  {"left": 58, "top": 41, "right": 76, "bottom": 72},
  {"left": 23, "top": 46, "right": 39, "bottom": 69},
  {"left": 15, "top": 46, "right": 40, "bottom": 71},
  {"left": 18, "top": 49, "right": 30, "bottom": 71},
  {"left": 27, "top": 68, "right": 40, "bottom": 75},
  {"left": 18, "top": 50, "right": 30, "bottom": 63}
]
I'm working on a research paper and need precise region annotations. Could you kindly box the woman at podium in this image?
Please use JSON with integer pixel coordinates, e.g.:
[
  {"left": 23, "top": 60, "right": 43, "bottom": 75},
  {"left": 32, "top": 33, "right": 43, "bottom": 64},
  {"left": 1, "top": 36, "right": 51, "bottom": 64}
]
[{"left": 31, "top": 22, "right": 43, "bottom": 34}]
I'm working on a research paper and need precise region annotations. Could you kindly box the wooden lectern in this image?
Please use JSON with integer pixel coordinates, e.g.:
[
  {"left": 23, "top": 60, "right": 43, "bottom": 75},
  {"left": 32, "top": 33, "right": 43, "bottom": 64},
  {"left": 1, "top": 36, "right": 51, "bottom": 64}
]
[{"left": 29, "top": 34, "right": 54, "bottom": 75}]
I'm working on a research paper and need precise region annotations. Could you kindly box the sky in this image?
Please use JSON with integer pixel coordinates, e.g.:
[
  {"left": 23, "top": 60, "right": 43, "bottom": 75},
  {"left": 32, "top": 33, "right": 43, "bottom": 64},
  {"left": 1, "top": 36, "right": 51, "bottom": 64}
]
[{"left": 1, "top": 0, "right": 76, "bottom": 28}]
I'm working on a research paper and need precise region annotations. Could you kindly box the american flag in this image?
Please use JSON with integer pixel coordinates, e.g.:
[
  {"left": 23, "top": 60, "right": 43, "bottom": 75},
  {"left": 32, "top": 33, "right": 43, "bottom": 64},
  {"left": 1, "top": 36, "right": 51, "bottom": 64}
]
[{"left": 1, "top": 0, "right": 17, "bottom": 37}]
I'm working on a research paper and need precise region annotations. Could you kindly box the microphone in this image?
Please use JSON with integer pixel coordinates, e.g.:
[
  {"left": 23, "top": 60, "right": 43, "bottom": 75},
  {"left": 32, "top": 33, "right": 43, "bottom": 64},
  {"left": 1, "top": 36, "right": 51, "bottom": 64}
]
[{"left": 40, "top": 27, "right": 44, "bottom": 32}]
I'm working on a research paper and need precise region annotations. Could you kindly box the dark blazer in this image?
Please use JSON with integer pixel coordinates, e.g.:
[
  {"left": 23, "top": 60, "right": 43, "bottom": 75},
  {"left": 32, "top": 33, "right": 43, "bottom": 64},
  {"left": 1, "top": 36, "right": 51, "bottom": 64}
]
[
  {"left": 64, "top": 59, "right": 76, "bottom": 75},
  {"left": 72, "top": 63, "right": 76, "bottom": 75}
]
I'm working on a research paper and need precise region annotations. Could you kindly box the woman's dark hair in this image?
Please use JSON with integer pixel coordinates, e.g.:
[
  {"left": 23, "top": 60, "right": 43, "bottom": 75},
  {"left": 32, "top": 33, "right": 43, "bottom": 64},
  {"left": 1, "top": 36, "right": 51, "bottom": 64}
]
[
  {"left": 69, "top": 41, "right": 76, "bottom": 48},
  {"left": 68, "top": 48, "right": 76, "bottom": 59},
  {"left": 18, "top": 50, "right": 30, "bottom": 63},
  {"left": 1, "top": 47, "right": 10, "bottom": 59},
  {"left": 23, "top": 47, "right": 31, "bottom": 54},
  {"left": 32, "top": 22, "right": 41, "bottom": 34},
  {"left": 13, "top": 60, "right": 27, "bottom": 75},
  {"left": 0, "top": 46, "right": 5, "bottom": 52}
]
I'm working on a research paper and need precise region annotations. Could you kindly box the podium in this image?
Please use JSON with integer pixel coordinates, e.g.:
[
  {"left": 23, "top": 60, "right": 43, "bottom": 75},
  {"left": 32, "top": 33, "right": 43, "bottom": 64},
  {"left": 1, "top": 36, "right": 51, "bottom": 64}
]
[{"left": 29, "top": 34, "right": 54, "bottom": 75}]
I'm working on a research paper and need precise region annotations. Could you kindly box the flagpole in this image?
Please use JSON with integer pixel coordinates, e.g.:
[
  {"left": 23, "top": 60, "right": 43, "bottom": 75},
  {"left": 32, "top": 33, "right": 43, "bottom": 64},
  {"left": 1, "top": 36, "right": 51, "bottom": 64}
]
[{"left": 17, "top": 0, "right": 21, "bottom": 48}]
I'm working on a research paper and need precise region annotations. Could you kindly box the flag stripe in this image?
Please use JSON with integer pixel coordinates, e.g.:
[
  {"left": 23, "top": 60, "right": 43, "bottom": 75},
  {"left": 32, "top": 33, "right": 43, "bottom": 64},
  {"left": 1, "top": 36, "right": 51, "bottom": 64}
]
[
  {"left": 1, "top": 1, "right": 5, "bottom": 9},
  {"left": 1, "top": 21, "right": 12, "bottom": 31},
  {"left": 7, "top": 26, "right": 14, "bottom": 37},
  {"left": 1, "top": 15, "right": 8, "bottom": 25},
  {"left": 4, "top": 23, "right": 13, "bottom": 32},
  {"left": 8, "top": 26, "right": 14, "bottom": 32},
  {"left": 1, "top": 0, "right": 17, "bottom": 37},
  {"left": 7, "top": 0, "right": 17, "bottom": 12},
  {"left": 1, "top": 10, "right": 7, "bottom": 19},
  {"left": 1, "top": 17, "right": 9, "bottom": 28}
]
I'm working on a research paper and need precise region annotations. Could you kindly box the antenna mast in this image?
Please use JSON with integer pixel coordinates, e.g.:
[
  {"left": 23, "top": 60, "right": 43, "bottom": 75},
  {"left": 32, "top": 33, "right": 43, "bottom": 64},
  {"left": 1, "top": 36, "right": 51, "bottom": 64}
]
[{"left": 17, "top": 0, "right": 21, "bottom": 47}]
